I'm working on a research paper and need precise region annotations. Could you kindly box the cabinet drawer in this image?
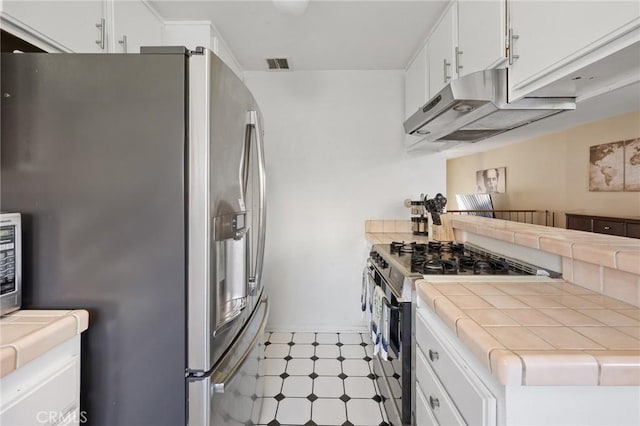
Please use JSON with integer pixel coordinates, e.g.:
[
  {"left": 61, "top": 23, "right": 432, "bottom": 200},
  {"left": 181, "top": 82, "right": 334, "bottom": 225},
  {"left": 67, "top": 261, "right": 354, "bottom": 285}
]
[
  {"left": 416, "top": 349, "right": 465, "bottom": 426},
  {"left": 593, "top": 219, "right": 625, "bottom": 236},
  {"left": 416, "top": 309, "right": 496, "bottom": 425},
  {"left": 566, "top": 214, "right": 592, "bottom": 232},
  {"left": 627, "top": 222, "right": 640, "bottom": 239},
  {"left": 416, "top": 385, "right": 439, "bottom": 426}
]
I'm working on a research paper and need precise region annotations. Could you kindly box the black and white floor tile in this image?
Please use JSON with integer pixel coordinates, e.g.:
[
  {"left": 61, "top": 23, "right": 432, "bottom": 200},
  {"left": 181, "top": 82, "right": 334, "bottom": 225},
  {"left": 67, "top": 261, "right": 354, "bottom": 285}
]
[{"left": 258, "top": 331, "right": 389, "bottom": 426}]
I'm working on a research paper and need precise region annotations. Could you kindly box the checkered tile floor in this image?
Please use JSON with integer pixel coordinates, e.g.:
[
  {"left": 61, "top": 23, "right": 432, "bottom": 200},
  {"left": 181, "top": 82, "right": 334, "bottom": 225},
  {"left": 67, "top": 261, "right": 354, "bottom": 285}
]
[{"left": 257, "top": 332, "right": 389, "bottom": 426}]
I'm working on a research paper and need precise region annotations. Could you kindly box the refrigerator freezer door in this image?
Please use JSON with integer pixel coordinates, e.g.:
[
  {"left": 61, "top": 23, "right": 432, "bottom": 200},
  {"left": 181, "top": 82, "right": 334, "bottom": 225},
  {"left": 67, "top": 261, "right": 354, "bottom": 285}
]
[
  {"left": 188, "top": 295, "right": 269, "bottom": 426},
  {"left": 188, "top": 49, "right": 265, "bottom": 372}
]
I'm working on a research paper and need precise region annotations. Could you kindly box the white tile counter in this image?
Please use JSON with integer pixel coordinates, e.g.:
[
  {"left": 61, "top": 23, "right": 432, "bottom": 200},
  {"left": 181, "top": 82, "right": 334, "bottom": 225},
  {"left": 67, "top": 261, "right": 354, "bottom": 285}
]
[{"left": 1, "top": 310, "right": 89, "bottom": 378}]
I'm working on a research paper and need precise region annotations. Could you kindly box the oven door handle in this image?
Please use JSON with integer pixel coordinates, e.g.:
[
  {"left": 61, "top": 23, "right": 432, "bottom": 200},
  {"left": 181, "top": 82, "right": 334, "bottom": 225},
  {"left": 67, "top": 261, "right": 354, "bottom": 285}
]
[
  {"left": 366, "top": 267, "right": 401, "bottom": 311},
  {"left": 381, "top": 296, "right": 401, "bottom": 311}
]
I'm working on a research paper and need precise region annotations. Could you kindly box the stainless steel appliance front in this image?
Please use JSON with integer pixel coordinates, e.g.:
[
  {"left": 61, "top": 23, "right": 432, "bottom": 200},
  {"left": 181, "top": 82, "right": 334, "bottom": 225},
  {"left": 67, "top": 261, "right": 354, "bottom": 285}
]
[
  {"left": 366, "top": 261, "right": 413, "bottom": 425},
  {"left": 1, "top": 47, "right": 267, "bottom": 426},
  {"left": 187, "top": 49, "right": 267, "bottom": 374},
  {"left": 0, "top": 213, "right": 21, "bottom": 316}
]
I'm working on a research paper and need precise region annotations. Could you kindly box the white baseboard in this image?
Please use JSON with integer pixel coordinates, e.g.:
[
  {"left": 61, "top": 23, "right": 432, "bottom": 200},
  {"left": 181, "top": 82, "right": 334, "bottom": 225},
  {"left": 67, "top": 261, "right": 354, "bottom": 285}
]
[{"left": 265, "top": 325, "right": 369, "bottom": 334}]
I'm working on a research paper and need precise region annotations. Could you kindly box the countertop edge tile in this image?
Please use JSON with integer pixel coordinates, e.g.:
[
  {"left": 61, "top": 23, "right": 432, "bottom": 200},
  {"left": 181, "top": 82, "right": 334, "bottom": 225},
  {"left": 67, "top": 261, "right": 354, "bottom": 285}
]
[
  {"left": 1, "top": 309, "right": 90, "bottom": 377},
  {"left": 586, "top": 350, "right": 640, "bottom": 385},
  {"left": 489, "top": 349, "right": 523, "bottom": 386},
  {"left": 70, "top": 309, "right": 90, "bottom": 333},
  {"left": 456, "top": 318, "right": 504, "bottom": 372},
  {"left": 417, "top": 282, "right": 445, "bottom": 312},
  {"left": 433, "top": 297, "right": 468, "bottom": 331},
  {"left": 12, "top": 316, "right": 78, "bottom": 369},
  {"left": 0, "top": 346, "right": 17, "bottom": 378},
  {"left": 515, "top": 350, "right": 599, "bottom": 386}
]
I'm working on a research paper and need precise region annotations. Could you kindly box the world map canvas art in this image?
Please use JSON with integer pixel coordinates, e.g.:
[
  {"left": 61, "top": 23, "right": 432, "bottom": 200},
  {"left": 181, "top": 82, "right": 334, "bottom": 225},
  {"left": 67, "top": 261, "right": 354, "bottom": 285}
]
[
  {"left": 589, "top": 139, "right": 640, "bottom": 192},
  {"left": 624, "top": 139, "right": 640, "bottom": 191}
]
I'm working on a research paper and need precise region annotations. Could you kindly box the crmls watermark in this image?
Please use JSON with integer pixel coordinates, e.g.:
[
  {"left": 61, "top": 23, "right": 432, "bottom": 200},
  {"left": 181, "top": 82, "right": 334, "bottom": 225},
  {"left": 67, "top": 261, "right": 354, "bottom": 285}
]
[{"left": 36, "top": 410, "right": 88, "bottom": 424}]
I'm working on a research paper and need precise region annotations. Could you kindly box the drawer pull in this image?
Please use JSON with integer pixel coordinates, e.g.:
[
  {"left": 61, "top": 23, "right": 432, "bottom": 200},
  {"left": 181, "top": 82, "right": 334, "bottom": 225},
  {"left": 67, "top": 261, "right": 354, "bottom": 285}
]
[
  {"left": 429, "top": 349, "right": 440, "bottom": 362},
  {"left": 429, "top": 395, "right": 440, "bottom": 410},
  {"left": 604, "top": 226, "right": 611, "bottom": 230}
]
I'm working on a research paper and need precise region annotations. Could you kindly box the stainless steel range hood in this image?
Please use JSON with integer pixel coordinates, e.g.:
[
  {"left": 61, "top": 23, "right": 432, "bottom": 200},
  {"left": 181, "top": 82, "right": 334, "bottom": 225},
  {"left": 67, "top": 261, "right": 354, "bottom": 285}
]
[{"left": 403, "top": 69, "right": 576, "bottom": 144}]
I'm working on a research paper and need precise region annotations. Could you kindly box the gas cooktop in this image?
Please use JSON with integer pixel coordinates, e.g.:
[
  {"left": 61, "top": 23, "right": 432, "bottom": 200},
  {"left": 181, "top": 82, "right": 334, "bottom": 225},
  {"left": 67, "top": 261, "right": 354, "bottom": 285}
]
[{"left": 370, "top": 240, "right": 558, "bottom": 279}]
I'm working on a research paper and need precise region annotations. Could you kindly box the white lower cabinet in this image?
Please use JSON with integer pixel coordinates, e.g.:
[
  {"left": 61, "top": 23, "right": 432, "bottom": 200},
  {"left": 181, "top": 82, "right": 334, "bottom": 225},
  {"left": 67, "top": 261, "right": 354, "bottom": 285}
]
[
  {"left": 416, "top": 386, "right": 439, "bottom": 426},
  {"left": 416, "top": 308, "right": 496, "bottom": 426},
  {"left": 416, "top": 349, "right": 467, "bottom": 425},
  {"left": 1, "top": 336, "right": 82, "bottom": 426},
  {"left": 415, "top": 300, "right": 640, "bottom": 426}
]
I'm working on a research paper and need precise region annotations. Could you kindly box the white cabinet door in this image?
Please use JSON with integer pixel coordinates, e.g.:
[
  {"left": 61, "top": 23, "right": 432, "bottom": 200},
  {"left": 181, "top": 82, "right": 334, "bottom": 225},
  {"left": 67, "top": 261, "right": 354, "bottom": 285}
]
[
  {"left": 1, "top": 0, "right": 105, "bottom": 52},
  {"left": 457, "top": 0, "right": 507, "bottom": 77},
  {"left": 508, "top": 0, "right": 640, "bottom": 100},
  {"left": 112, "top": 0, "right": 163, "bottom": 54},
  {"left": 428, "top": 4, "right": 457, "bottom": 98},
  {"left": 405, "top": 43, "right": 429, "bottom": 119},
  {"left": 1, "top": 337, "right": 81, "bottom": 426}
]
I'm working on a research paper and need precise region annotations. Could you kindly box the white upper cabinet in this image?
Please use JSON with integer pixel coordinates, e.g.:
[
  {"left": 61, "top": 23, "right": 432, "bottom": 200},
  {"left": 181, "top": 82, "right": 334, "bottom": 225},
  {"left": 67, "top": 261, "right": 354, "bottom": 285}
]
[
  {"left": 1, "top": 0, "right": 164, "bottom": 54},
  {"left": 405, "top": 43, "right": 429, "bottom": 120},
  {"left": 111, "top": 1, "right": 163, "bottom": 54},
  {"left": 508, "top": 1, "right": 640, "bottom": 100},
  {"left": 404, "top": 43, "right": 429, "bottom": 148},
  {"left": 456, "top": 0, "right": 507, "bottom": 77},
  {"left": 428, "top": 4, "right": 457, "bottom": 98},
  {"left": 1, "top": 1, "right": 105, "bottom": 52}
]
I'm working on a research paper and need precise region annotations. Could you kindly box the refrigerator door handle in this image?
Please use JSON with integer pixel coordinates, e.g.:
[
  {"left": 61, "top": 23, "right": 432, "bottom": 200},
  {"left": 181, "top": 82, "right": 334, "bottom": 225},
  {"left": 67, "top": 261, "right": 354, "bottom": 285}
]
[
  {"left": 211, "top": 296, "right": 269, "bottom": 394},
  {"left": 239, "top": 118, "right": 252, "bottom": 209},
  {"left": 247, "top": 110, "right": 266, "bottom": 290}
]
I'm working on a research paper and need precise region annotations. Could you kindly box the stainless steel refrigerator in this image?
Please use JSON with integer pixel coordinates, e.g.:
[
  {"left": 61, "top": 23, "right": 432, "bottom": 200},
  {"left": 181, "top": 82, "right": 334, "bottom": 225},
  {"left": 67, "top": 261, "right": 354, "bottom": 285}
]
[{"left": 0, "top": 47, "right": 268, "bottom": 426}]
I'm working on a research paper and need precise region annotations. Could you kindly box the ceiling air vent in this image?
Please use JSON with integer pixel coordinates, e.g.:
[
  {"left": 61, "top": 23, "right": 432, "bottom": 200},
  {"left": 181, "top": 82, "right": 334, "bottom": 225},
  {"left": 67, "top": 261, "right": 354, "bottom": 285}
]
[{"left": 266, "top": 58, "right": 290, "bottom": 70}]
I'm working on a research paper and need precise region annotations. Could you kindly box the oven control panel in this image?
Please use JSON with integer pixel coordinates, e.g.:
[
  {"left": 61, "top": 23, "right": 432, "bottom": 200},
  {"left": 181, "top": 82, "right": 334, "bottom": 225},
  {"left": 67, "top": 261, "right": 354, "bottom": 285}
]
[{"left": 369, "top": 250, "right": 388, "bottom": 269}]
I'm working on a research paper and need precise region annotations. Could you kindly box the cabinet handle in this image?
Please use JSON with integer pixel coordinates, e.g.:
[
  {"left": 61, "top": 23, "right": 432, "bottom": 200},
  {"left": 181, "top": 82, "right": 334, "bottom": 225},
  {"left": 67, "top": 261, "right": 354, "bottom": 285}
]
[
  {"left": 603, "top": 226, "right": 611, "bottom": 230},
  {"left": 428, "top": 349, "right": 439, "bottom": 362},
  {"left": 119, "top": 35, "right": 128, "bottom": 53},
  {"left": 95, "top": 18, "right": 105, "bottom": 50},
  {"left": 455, "top": 46, "right": 463, "bottom": 75},
  {"left": 429, "top": 395, "right": 440, "bottom": 410},
  {"left": 508, "top": 28, "right": 520, "bottom": 65},
  {"left": 443, "top": 59, "right": 452, "bottom": 84}
]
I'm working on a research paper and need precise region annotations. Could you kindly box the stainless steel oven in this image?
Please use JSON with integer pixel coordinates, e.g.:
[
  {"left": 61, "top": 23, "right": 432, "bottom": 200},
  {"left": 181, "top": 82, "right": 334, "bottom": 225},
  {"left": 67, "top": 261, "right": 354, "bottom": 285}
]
[
  {"left": 1, "top": 213, "right": 21, "bottom": 316},
  {"left": 365, "top": 258, "right": 413, "bottom": 426}
]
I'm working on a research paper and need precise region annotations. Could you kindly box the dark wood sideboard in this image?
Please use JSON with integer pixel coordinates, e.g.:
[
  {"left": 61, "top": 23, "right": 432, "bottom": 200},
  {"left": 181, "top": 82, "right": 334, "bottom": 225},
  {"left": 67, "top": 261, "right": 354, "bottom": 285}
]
[{"left": 566, "top": 213, "right": 640, "bottom": 239}]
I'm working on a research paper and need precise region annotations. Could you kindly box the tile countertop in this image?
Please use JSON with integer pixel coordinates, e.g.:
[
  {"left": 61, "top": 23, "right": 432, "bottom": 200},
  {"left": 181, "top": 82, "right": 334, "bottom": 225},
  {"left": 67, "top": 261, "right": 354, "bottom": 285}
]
[
  {"left": 450, "top": 215, "right": 640, "bottom": 275},
  {"left": 416, "top": 279, "right": 640, "bottom": 386},
  {"left": 365, "top": 220, "right": 429, "bottom": 244},
  {"left": 0, "top": 310, "right": 89, "bottom": 378}
]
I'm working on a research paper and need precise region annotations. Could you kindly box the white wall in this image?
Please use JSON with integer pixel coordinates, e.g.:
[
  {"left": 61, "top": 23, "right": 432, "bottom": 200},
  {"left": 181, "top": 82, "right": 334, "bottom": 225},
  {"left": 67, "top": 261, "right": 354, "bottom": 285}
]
[{"left": 244, "top": 70, "right": 446, "bottom": 332}]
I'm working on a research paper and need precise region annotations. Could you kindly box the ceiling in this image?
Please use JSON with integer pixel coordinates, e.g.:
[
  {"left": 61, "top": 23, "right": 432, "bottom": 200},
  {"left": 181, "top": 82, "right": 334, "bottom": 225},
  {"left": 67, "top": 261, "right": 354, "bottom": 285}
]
[{"left": 149, "top": 0, "right": 448, "bottom": 70}]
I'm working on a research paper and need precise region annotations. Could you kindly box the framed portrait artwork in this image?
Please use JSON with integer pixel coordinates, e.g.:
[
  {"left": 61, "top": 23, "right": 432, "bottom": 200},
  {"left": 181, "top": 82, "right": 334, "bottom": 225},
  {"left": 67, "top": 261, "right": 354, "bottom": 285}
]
[{"left": 476, "top": 167, "right": 506, "bottom": 194}]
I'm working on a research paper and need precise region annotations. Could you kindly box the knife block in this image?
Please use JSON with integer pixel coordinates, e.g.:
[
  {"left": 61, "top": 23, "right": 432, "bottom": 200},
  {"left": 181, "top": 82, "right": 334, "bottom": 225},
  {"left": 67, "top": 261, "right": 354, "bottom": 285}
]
[{"left": 429, "top": 213, "right": 455, "bottom": 242}]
